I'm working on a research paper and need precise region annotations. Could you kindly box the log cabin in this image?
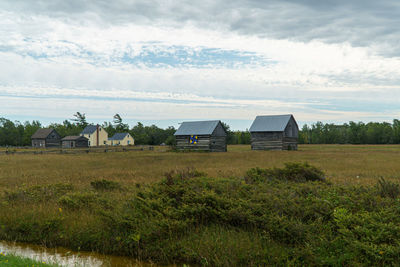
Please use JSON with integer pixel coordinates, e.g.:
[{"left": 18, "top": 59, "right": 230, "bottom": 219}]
[
  {"left": 174, "top": 120, "right": 227, "bottom": 152},
  {"left": 249, "top": 114, "right": 299, "bottom": 150}
]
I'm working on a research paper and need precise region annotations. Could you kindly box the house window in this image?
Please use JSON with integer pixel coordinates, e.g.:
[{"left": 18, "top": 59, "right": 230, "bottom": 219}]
[
  {"left": 104, "top": 141, "right": 106, "bottom": 144},
  {"left": 127, "top": 140, "right": 130, "bottom": 145},
  {"left": 88, "top": 141, "right": 91, "bottom": 146}
]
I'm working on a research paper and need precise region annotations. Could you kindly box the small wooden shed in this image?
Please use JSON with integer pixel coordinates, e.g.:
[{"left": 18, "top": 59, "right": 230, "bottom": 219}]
[
  {"left": 249, "top": 114, "right": 299, "bottom": 150},
  {"left": 31, "top": 128, "right": 61, "bottom": 148},
  {"left": 61, "top": 136, "right": 89, "bottom": 148},
  {"left": 174, "top": 120, "right": 227, "bottom": 152}
]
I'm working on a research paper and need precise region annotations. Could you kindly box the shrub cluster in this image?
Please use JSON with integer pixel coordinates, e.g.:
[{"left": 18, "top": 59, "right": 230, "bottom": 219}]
[{"left": 245, "top": 162, "right": 326, "bottom": 183}]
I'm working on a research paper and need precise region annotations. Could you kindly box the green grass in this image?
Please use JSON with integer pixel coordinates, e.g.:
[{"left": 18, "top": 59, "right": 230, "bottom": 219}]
[{"left": 0, "top": 252, "right": 57, "bottom": 266}]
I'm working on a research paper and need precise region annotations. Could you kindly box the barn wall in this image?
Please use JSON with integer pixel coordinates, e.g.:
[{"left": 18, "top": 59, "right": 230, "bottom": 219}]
[
  {"left": 45, "top": 130, "right": 61, "bottom": 147},
  {"left": 210, "top": 136, "right": 227, "bottom": 152},
  {"left": 283, "top": 137, "right": 298, "bottom": 150},
  {"left": 32, "top": 139, "right": 45, "bottom": 148},
  {"left": 212, "top": 122, "right": 227, "bottom": 137},
  {"left": 251, "top": 132, "right": 298, "bottom": 150},
  {"left": 62, "top": 141, "right": 74, "bottom": 148},
  {"left": 176, "top": 135, "right": 211, "bottom": 151},
  {"left": 251, "top": 132, "right": 284, "bottom": 150},
  {"left": 284, "top": 116, "right": 299, "bottom": 138}
]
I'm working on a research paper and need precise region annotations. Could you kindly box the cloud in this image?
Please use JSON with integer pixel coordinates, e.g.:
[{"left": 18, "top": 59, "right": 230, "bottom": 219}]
[{"left": 1, "top": 0, "right": 400, "bottom": 56}]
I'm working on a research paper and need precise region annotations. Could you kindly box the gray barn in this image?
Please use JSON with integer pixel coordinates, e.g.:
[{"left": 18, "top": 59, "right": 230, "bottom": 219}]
[
  {"left": 174, "top": 120, "right": 227, "bottom": 152},
  {"left": 249, "top": 114, "right": 299, "bottom": 150},
  {"left": 61, "top": 136, "right": 89, "bottom": 148},
  {"left": 31, "top": 128, "right": 61, "bottom": 148}
]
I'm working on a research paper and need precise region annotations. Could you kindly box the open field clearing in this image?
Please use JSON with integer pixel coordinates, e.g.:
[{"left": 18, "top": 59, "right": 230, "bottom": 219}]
[
  {"left": 1, "top": 144, "right": 400, "bottom": 266},
  {"left": 1, "top": 144, "right": 400, "bottom": 188}
]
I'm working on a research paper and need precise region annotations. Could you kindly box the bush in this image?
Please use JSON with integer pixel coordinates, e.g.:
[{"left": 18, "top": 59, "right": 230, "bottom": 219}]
[
  {"left": 90, "top": 179, "right": 121, "bottom": 191},
  {"left": 58, "top": 192, "right": 111, "bottom": 210},
  {"left": 376, "top": 177, "right": 400, "bottom": 199},
  {"left": 245, "top": 162, "right": 325, "bottom": 183}
]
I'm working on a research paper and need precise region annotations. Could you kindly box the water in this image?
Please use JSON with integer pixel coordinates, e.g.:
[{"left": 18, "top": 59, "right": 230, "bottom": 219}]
[{"left": 0, "top": 240, "right": 160, "bottom": 266}]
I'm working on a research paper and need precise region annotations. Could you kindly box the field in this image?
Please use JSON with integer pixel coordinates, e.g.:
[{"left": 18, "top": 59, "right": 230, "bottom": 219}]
[
  {"left": 1, "top": 144, "right": 400, "bottom": 266},
  {"left": 1, "top": 144, "right": 400, "bottom": 187}
]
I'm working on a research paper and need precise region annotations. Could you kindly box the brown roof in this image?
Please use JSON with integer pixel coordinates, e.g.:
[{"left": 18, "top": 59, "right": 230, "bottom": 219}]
[
  {"left": 31, "top": 128, "right": 55, "bottom": 139},
  {"left": 61, "top": 136, "right": 88, "bottom": 141}
]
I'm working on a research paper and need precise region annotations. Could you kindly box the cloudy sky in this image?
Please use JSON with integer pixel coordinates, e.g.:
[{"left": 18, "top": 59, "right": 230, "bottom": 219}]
[{"left": 1, "top": 0, "right": 400, "bottom": 129}]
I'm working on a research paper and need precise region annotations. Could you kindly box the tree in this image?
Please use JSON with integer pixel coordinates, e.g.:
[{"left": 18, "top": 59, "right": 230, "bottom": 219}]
[
  {"left": 71, "top": 112, "right": 88, "bottom": 128},
  {"left": 113, "top": 114, "right": 129, "bottom": 132}
]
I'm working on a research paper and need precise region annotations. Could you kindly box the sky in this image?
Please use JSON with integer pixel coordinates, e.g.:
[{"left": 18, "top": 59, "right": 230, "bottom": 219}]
[{"left": 1, "top": 0, "right": 400, "bottom": 130}]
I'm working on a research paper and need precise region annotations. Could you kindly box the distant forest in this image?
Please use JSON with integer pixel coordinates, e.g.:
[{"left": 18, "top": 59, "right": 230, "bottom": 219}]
[{"left": 0, "top": 113, "right": 400, "bottom": 146}]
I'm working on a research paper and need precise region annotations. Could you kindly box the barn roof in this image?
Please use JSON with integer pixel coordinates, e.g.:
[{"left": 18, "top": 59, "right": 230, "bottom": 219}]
[
  {"left": 109, "top": 133, "right": 129, "bottom": 140},
  {"left": 174, "top": 120, "right": 221, "bottom": 136},
  {"left": 61, "top": 136, "right": 88, "bottom": 141},
  {"left": 81, "top": 125, "right": 98, "bottom": 134},
  {"left": 249, "top": 114, "right": 294, "bottom": 132},
  {"left": 31, "top": 128, "right": 55, "bottom": 139}
]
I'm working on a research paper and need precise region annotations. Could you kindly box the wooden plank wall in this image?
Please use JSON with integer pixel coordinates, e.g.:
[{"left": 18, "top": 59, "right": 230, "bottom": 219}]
[
  {"left": 210, "top": 136, "right": 227, "bottom": 152},
  {"left": 176, "top": 135, "right": 211, "bottom": 151},
  {"left": 251, "top": 132, "right": 298, "bottom": 150}
]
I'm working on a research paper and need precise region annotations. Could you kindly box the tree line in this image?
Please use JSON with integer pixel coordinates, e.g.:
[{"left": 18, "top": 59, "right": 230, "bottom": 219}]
[
  {"left": 299, "top": 120, "right": 400, "bottom": 144},
  {"left": 1, "top": 114, "right": 400, "bottom": 146}
]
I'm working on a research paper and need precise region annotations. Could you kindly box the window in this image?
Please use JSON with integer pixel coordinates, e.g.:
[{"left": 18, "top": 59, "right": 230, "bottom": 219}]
[{"left": 104, "top": 141, "right": 106, "bottom": 145}]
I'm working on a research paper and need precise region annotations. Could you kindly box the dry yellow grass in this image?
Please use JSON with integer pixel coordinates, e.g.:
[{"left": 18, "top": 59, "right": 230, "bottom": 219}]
[{"left": 1, "top": 144, "right": 400, "bottom": 190}]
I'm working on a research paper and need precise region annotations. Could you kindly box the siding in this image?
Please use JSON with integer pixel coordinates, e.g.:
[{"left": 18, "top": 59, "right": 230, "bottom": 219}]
[{"left": 176, "top": 135, "right": 212, "bottom": 151}]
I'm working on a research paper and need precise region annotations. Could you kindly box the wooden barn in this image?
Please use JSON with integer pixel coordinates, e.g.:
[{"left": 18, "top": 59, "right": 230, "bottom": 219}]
[
  {"left": 31, "top": 128, "right": 61, "bottom": 148},
  {"left": 61, "top": 136, "right": 89, "bottom": 148},
  {"left": 249, "top": 114, "right": 299, "bottom": 150},
  {"left": 174, "top": 120, "right": 227, "bottom": 152}
]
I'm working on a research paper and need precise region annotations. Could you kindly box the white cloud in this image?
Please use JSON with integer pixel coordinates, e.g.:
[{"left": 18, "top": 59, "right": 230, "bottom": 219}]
[{"left": 1, "top": 8, "right": 400, "bottom": 128}]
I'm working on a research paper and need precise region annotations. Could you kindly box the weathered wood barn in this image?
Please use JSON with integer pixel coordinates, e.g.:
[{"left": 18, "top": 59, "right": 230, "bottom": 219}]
[
  {"left": 249, "top": 114, "right": 299, "bottom": 150},
  {"left": 31, "top": 128, "right": 61, "bottom": 148},
  {"left": 61, "top": 136, "right": 89, "bottom": 148},
  {"left": 174, "top": 120, "right": 227, "bottom": 152}
]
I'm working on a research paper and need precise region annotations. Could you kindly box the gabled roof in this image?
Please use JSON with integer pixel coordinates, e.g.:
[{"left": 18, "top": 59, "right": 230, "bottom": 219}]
[
  {"left": 31, "top": 128, "right": 55, "bottom": 139},
  {"left": 249, "top": 114, "right": 295, "bottom": 132},
  {"left": 81, "top": 125, "right": 98, "bottom": 134},
  {"left": 174, "top": 120, "right": 222, "bottom": 136},
  {"left": 109, "top": 133, "right": 130, "bottom": 140},
  {"left": 61, "top": 136, "right": 88, "bottom": 141}
]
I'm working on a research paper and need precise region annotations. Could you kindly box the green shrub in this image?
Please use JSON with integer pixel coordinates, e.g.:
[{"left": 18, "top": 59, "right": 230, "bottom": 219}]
[
  {"left": 245, "top": 162, "right": 325, "bottom": 183},
  {"left": 58, "top": 192, "right": 110, "bottom": 210},
  {"left": 376, "top": 177, "right": 400, "bottom": 199},
  {"left": 90, "top": 179, "right": 121, "bottom": 191}
]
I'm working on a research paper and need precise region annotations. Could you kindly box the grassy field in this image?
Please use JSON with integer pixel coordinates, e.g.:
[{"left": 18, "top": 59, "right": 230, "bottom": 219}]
[
  {"left": 1, "top": 144, "right": 400, "bottom": 188},
  {"left": 1, "top": 144, "right": 400, "bottom": 266}
]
